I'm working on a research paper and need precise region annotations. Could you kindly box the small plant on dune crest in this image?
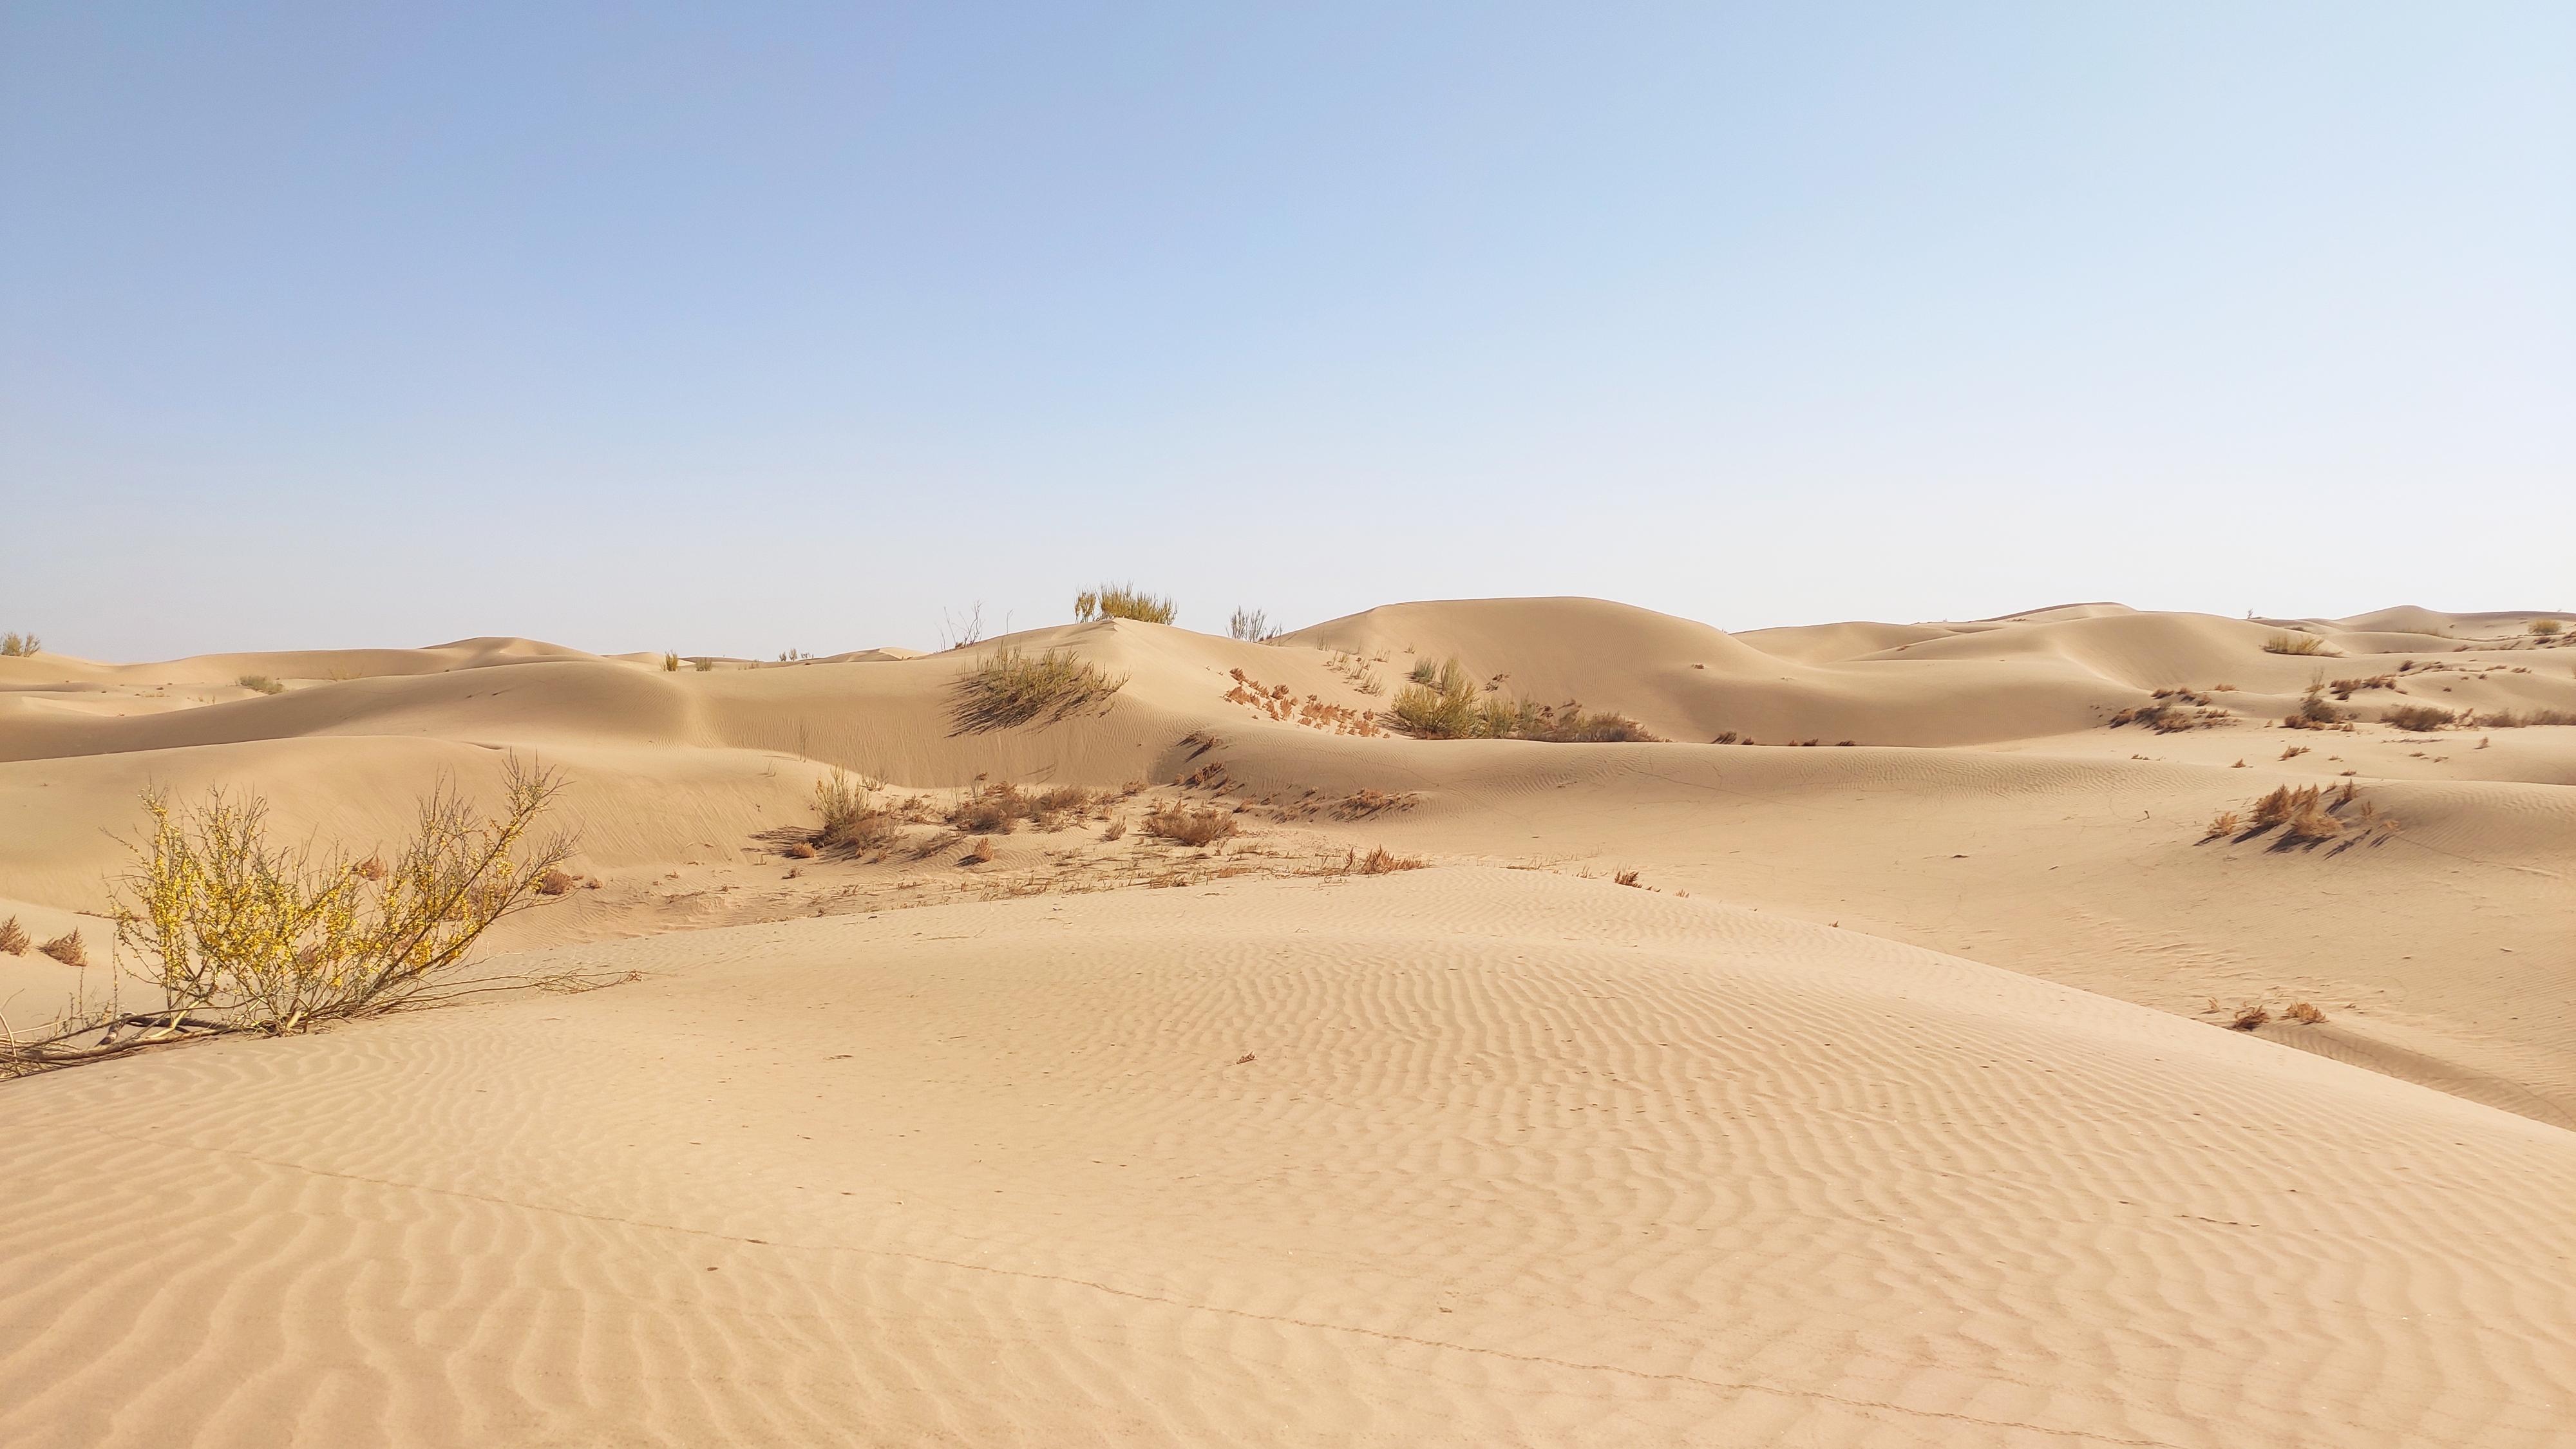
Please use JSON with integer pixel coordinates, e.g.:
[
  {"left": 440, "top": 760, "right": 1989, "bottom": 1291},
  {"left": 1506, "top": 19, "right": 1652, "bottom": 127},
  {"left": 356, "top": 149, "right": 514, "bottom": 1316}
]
[
  {"left": 1075, "top": 583, "right": 1178, "bottom": 625},
  {"left": 39, "top": 930, "right": 87, "bottom": 967},
  {"left": 2262, "top": 631, "right": 2335, "bottom": 656},
  {"left": 661, "top": 652, "right": 681, "bottom": 672},
  {"left": 2285, "top": 1001, "right": 2327, "bottom": 1025},
  {"left": 951, "top": 647, "right": 1128, "bottom": 732},
  {"left": 236, "top": 674, "right": 283, "bottom": 696},
  {"left": 0, "top": 632, "right": 39, "bottom": 658},
  {"left": 0, "top": 916, "right": 26, "bottom": 955},
  {"left": 2229, "top": 1003, "right": 2271, "bottom": 1030},
  {"left": 1144, "top": 803, "right": 1238, "bottom": 847},
  {"left": 3, "top": 759, "right": 579, "bottom": 1077},
  {"left": 1228, "top": 608, "right": 1279, "bottom": 643}
]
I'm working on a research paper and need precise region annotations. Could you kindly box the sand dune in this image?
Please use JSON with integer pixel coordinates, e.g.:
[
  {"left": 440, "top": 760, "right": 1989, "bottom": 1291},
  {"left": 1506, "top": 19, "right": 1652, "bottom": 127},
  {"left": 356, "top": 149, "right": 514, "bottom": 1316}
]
[{"left": 3, "top": 598, "right": 2571, "bottom": 1444}]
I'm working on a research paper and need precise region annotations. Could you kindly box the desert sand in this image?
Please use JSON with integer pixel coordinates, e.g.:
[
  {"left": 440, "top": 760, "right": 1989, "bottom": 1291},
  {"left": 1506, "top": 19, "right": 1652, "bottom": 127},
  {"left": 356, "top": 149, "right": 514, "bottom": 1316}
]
[{"left": 3, "top": 598, "right": 2572, "bottom": 1446}]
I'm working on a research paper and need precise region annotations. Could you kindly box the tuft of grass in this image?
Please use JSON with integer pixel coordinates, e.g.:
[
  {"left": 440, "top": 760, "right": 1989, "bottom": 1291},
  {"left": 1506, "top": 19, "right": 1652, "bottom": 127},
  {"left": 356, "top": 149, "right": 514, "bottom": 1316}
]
[
  {"left": 39, "top": 930, "right": 88, "bottom": 967},
  {"left": 1388, "top": 658, "right": 1656, "bottom": 741},
  {"left": 2262, "top": 631, "right": 2335, "bottom": 656},
  {"left": 1075, "top": 583, "right": 1178, "bottom": 625},
  {"left": 535, "top": 867, "right": 579, "bottom": 896},
  {"left": 236, "top": 674, "right": 283, "bottom": 696},
  {"left": 1144, "top": 804, "right": 1238, "bottom": 846},
  {"left": 964, "top": 837, "right": 994, "bottom": 864},
  {"left": 951, "top": 647, "right": 1128, "bottom": 732},
  {"left": 784, "top": 840, "right": 818, "bottom": 860},
  {"left": 1407, "top": 659, "right": 1439, "bottom": 685},
  {"left": 1613, "top": 869, "right": 1643, "bottom": 887},
  {"left": 661, "top": 652, "right": 681, "bottom": 672},
  {"left": 1228, "top": 608, "right": 1278, "bottom": 642},
  {"left": 2532, "top": 618, "right": 2564, "bottom": 637},
  {"left": 2382, "top": 703, "right": 2457, "bottom": 732},
  {"left": 2282, "top": 685, "right": 2348, "bottom": 730},
  {"left": 2229, "top": 1003, "right": 2271, "bottom": 1030},
  {"left": 1355, "top": 846, "right": 1425, "bottom": 875},
  {"left": 2477, "top": 708, "right": 2576, "bottom": 728},
  {"left": 693, "top": 657, "right": 715, "bottom": 672},
  {"left": 816, "top": 770, "right": 903, "bottom": 850},
  {"left": 2284, "top": 1001, "right": 2326, "bottom": 1025},
  {"left": 0, "top": 916, "right": 25, "bottom": 954},
  {"left": 0, "top": 631, "right": 39, "bottom": 658},
  {"left": 2202, "top": 810, "right": 2241, "bottom": 838},
  {"left": 1101, "top": 819, "right": 1127, "bottom": 842}
]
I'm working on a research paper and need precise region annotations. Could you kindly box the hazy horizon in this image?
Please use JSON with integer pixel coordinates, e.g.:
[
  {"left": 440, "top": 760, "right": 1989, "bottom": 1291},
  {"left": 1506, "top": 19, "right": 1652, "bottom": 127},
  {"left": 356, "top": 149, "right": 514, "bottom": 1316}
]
[{"left": 6, "top": 3, "right": 2570, "bottom": 660}]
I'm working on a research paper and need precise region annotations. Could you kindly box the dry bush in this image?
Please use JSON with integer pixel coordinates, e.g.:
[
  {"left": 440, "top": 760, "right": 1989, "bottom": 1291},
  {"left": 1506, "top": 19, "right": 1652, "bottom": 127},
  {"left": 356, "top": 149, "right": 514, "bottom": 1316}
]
[
  {"left": 2285, "top": 1001, "right": 2327, "bottom": 1025},
  {"left": 1075, "top": 583, "right": 1178, "bottom": 625},
  {"left": 2110, "top": 695, "right": 2230, "bottom": 732},
  {"left": 2229, "top": 1003, "right": 2271, "bottom": 1030},
  {"left": 2202, "top": 810, "right": 2242, "bottom": 839},
  {"left": 661, "top": 652, "right": 681, "bottom": 672},
  {"left": 2478, "top": 708, "right": 2576, "bottom": 728},
  {"left": 535, "top": 867, "right": 579, "bottom": 896},
  {"left": 2382, "top": 703, "right": 2458, "bottom": 732},
  {"left": 7, "top": 763, "right": 578, "bottom": 1075},
  {"left": 236, "top": 674, "right": 284, "bottom": 696},
  {"left": 1356, "top": 846, "right": 1425, "bottom": 875},
  {"left": 693, "top": 656, "right": 715, "bottom": 672},
  {"left": 952, "top": 647, "right": 1128, "bottom": 732},
  {"left": 1144, "top": 804, "right": 1238, "bottom": 846},
  {"left": 784, "top": 840, "right": 818, "bottom": 860},
  {"left": 0, "top": 631, "right": 39, "bottom": 657},
  {"left": 965, "top": 837, "right": 995, "bottom": 864},
  {"left": 949, "top": 784, "right": 1025, "bottom": 835},
  {"left": 40, "top": 929, "right": 87, "bottom": 967},
  {"left": 2282, "top": 686, "right": 2349, "bottom": 730},
  {"left": 0, "top": 916, "right": 25, "bottom": 954},
  {"left": 2279, "top": 744, "right": 2307, "bottom": 759},
  {"left": 2262, "top": 631, "right": 2334, "bottom": 656},
  {"left": 2533, "top": 619, "right": 2564, "bottom": 637},
  {"left": 1388, "top": 658, "right": 1655, "bottom": 741},
  {"left": 1228, "top": 608, "right": 1278, "bottom": 642},
  {"left": 1613, "top": 869, "right": 1643, "bottom": 887},
  {"left": 816, "top": 770, "right": 902, "bottom": 850},
  {"left": 1101, "top": 819, "right": 1127, "bottom": 841},
  {"left": 2280, "top": 790, "right": 2343, "bottom": 844}
]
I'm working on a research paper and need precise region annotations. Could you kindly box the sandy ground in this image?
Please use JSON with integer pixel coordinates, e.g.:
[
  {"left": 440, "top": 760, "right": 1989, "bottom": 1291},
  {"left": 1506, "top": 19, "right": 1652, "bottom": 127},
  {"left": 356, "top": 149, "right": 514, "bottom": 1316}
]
[{"left": 3, "top": 600, "right": 2571, "bottom": 1445}]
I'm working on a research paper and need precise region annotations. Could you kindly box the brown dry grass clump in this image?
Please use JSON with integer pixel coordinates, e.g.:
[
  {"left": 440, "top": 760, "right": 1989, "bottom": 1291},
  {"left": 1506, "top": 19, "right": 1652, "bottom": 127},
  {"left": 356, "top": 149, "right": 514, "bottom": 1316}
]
[
  {"left": 1075, "top": 584, "right": 1178, "bottom": 625},
  {"left": 1144, "top": 804, "right": 1239, "bottom": 846},
  {"left": 535, "top": 867, "right": 580, "bottom": 896},
  {"left": 39, "top": 930, "right": 88, "bottom": 967},
  {"left": 2282, "top": 685, "right": 2351, "bottom": 730},
  {"left": 1613, "top": 869, "right": 1643, "bottom": 888},
  {"left": 2532, "top": 618, "right": 2564, "bottom": 637},
  {"left": 2262, "top": 631, "right": 2335, "bottom": 656},
  {"left": 0, "top": 916, "right": 26, "bottom": 955},
  {"left": 1388, "top": 658, "right": 1656, "bottom": 742},
  {"left": 1355, "top": 847, "right": 1425, "bottom": 875},
  {"left": 2285, "top": 1001, "right": 2327, "bottom": 1025},
  {"left": 964, "top": 837, "right": 995, "bottom": 864},
  {"left": 2382, "top": 703, "right": 2458, "bottom": 732},
  {"left": 2229, "top": 1003, "right": 2271, "bottom": 1030},
  {"left": 2202, "top": 810, "right": 2242, "bottom": 839},
  {"left": 2477, "top": 708, "right": 2576, "bottom": 728},
  {"left": 952, "top": 647, "right": 1128, "bottom": 732}
]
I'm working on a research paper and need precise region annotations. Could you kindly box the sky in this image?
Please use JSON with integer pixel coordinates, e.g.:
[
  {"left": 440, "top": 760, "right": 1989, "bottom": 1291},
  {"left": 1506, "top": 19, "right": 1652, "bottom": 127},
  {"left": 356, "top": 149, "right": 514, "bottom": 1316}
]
[{"left": 3, "top": 2, "right": 2570, "bottom": 661}]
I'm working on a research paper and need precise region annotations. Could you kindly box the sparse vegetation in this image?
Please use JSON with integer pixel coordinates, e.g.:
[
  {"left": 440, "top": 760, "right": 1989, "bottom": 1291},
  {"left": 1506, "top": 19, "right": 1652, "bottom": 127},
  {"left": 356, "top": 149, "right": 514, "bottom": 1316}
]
[
  {"left": 1144, "top": 803, "right": 1238, "bottom": 846},
  {"left": 0, "top": 916, "right": 25, "bottom": 954},
  {"left": 694, "top": 657, "right": 715, "bottom": 672},
  {"left": 951, "top": 647, "right": 1128, "bottom": 732},
  {"left": 815, "top": 770, "right": 904, "bottom": 851},
  {"left": 2382, "top": 704, "right": 2458, "bottom": 732},
  {"left": 1408, "top": 659, "right": 1439, "bottom": 685},
  {"left": 1354, "top": 846, "right": 1424, "bottom": 875},
  {"left": 1613, "top": 869, "right": 1643, "bottom": 888},
  {"left": 2282, "top": 684, "right": 2351, "bottom": 730},
  {"left": 2110, "top": 688, "right": 2231, "bottom": 733},
  {"left": 2532, "top": 619, "right": 2564, "bottom": 637},
  {"left": 535, "top": 867, "right": 580, "bottom": 896},
  {"left": 5, "top": 761, "right": 578, "bottom": 1076},
  {"left": 661, "top": 652, "right": 681, "bottom": 672},
  {"left": 0, "top": 632, "right": 39, "bottom": 658},
  {"left": 965, "top": 837, "right": 995, "bottom": 864},
  {"left": 1228, "top": 608, "right": 1278, "bottom": 643},
  {"left": 2229, "top": 1003, "right": 2271, "bottom": 1030},
  {"left": 1075, "top": 584, "right": 1178, "bottom": 625},
  {"left": 1388, "top": 658, "right": 1655, "bottom": 741},
  {"left": 2285, "top": 1001, "right": 2327, "bottom": 1025},
  {"left": 2262, "top": 631, "right": 2335, "bottom": 656},
  {"left": 2477, "top": 708, "right": 2576, "bottom": 728},
  {"left": 237, "top": 674, "right": 283, "bottom": 696},
  {"left": 39, "top": 929, "right": 88, "bottom": 967},
  {"left": 2202, "top": 810, "right": 2242, "bottom": 838}
]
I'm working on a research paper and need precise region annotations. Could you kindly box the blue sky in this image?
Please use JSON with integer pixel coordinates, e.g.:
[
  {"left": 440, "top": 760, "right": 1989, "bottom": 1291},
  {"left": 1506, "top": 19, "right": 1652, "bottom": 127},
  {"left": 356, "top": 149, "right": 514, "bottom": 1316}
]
[{"left": 5, "top": 3, "right": 2569, "bottom": 659}]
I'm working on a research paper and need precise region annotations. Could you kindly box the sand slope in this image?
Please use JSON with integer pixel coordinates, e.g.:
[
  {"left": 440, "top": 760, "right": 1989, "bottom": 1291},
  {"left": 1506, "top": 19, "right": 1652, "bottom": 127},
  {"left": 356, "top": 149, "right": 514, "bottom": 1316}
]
[{"left": 6, "top": 871, "right": 2571, "bottom": 1448}]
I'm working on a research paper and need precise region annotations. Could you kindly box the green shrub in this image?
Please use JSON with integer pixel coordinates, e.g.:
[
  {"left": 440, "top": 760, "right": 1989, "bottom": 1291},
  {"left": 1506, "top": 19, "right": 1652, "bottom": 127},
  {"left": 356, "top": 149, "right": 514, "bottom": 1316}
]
[{"left": 1388, "top": 658, "right": 1656, "bottom": 741}]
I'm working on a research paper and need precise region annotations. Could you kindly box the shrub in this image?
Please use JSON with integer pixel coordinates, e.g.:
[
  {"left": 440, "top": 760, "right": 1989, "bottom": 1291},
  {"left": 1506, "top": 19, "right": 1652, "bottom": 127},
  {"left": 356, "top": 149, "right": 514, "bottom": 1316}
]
[
  {"left": 1075, "top": 584, "right": 1177, "bottom": 625},
  {"left": 2285, "top": 1001, "right": 2326, "bottom": 1025},
  {"left": 1408, "top": 659, "right": 1439, "bottom": 685},
  {"left": 0, "top": 916, "right": 24, "bottom": 954},
  {"left": 0, "top": 631, "right": 39, "bottom": 657},
  {"left": 2203, "top": 810, "right": 2241, "bottom": 838},
  {"left": 2283, "top": 687, "right": 2347, "bottom": 729},
  {"left": 693, "top": 657, "right": 715, "bottom": 672},
  {"left": 816, "top": 770, "right": 902, "bottom": 850},
  {"left": 2478, "top": 708, "right": 2576, "bottom": 728},
  {"left": 1355, "top": 846, "right": 1424, "bottom": 875},
  {"left": 1390, "top": 658, "right": 1483, "bottom": 738},
  {"left": 2229, "top": 1003, "right": 2271, "bottom": 1030},
  {"left": 237, "top": 674, "right": 284, "bottom": 696},
  {"left": 108, "top": 758, "right": 574, "bottom": 1036},
  {"left": 662, "top": 652, "right": 681, "bottom": 672},
  {"left": 535, "top": 867, "right": 579, "bottom": 896},
  {"left": 2532, "top": 619, "right": 2564, "bottom": 637},
  {"left": 1389, "top": 659, "right": 1658, "bottom": 742},
  {"left": 964, "top": 837, "right": 994, "bottom": 864},
  {"left": 2382, "top": 704, "right": 2457, "bottom": 732},
  {"left": 951, "top": 647, "right": 1128, "bottom": 732},
  {"left": 1228, "top": 608, "right": 1278, "bottom": 642},
  {"left": 39, "top": 930, "right": 87, "bottom": 967},
  {"left": 2262, "top": 632, "right": 2334, "bottom": 656},
  {"left": 1613, "top": 869, "right": 1643, "bottom": 888},
  {"left": 1144, "top": 804, "right": 1238, "bottom": 846}
]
